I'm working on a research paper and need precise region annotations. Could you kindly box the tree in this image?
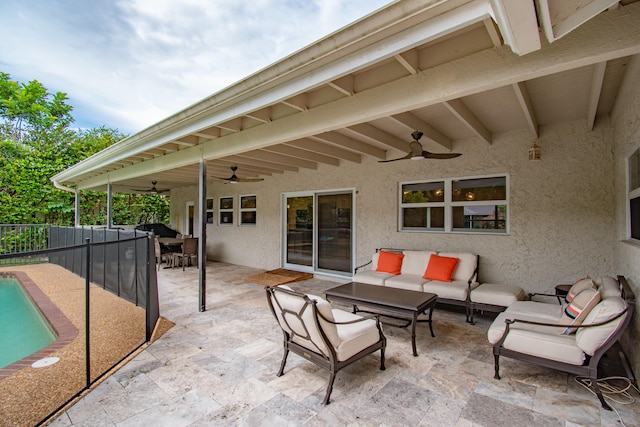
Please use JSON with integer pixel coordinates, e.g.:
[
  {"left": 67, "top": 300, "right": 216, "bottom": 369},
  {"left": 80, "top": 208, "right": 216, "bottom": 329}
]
[
  {"left": 0, "top": 72, "right": 169, "bottom": 226},
  {"left": 0, "top": 72, "right": 74, "bottom": 143}
]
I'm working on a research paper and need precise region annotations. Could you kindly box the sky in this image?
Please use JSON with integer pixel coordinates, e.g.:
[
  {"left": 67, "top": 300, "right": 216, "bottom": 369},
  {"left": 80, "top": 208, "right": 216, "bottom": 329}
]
[{"left": 0, "top": 0, "right": 392, "bottom": 134}]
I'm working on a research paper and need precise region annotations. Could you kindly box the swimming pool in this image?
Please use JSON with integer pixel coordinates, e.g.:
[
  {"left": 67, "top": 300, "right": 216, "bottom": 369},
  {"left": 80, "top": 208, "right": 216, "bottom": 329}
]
[{"left": 0, "top": 277, "right": 56, "bottom": 369}]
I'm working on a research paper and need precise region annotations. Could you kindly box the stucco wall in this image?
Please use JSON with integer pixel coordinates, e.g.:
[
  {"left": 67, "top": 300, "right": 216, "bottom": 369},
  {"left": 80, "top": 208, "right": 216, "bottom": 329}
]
[
  {"left": 172, "top": 119, "right": 618, "bottom": 293},
  {"left": 612, "top": 62, "right": 640, "bottom": 378}
]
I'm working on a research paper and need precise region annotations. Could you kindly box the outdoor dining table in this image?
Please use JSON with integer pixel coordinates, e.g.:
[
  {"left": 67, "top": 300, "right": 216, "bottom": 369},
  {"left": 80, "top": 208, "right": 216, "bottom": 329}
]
[{"left": 157, "top": 237, "right": 184, "bottom": 246}]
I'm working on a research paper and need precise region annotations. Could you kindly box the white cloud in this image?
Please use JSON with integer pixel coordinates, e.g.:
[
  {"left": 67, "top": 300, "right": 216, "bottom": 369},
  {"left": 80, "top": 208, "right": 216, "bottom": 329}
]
[{"left": 0, "top": 0, "right": 391, "bottom": 133}]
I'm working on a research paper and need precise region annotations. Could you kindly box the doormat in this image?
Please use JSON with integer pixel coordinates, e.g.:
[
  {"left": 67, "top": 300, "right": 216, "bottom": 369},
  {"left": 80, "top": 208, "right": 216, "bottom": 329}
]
[{"left": 243, "top": 268, "right": 313, "bottom": 287}]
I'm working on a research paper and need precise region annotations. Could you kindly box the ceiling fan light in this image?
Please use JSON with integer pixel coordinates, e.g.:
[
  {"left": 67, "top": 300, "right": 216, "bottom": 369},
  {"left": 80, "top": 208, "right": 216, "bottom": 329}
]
[{"left": 410, "top": 155, "right": 424, "bottom": 160}]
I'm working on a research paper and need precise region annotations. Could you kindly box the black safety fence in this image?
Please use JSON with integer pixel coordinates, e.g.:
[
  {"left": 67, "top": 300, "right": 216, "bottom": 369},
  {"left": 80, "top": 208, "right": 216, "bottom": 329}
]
[{"left": 0, "top": 226, "right": 160, "bottom": 426}]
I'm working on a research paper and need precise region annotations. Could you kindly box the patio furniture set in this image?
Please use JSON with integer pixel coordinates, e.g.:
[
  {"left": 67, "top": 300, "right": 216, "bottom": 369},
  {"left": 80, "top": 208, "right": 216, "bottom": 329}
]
[{"left": 266, "top": 248, "right": 636, "bottom": 409}]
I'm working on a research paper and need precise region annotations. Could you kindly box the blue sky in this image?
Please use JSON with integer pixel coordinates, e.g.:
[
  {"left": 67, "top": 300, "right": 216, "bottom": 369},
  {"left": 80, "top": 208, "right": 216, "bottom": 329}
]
[{"left": 0, "top": 0, "right": 392, "bottom": 134}]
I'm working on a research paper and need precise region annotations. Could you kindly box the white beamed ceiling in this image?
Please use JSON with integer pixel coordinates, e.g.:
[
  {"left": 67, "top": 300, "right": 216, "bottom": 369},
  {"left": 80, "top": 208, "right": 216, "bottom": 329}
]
[{"left": 53, "top": 0, "right": 640, "bottom": 193}]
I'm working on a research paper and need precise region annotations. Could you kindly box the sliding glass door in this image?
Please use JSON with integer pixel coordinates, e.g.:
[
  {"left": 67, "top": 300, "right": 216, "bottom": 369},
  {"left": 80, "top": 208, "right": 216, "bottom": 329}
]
[{"left": 283, "top": 190, "right": 354, "bottom": 275}]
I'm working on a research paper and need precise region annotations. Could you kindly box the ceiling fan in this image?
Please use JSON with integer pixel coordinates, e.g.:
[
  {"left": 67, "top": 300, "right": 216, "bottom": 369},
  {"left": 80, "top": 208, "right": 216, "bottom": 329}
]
[
  {"left": 214, "top": 166, "right": 264, "bottom": 184},
  {"left": 379, "top": 130, "right": 462, "bottom": 162},
  {"left": 131, "top": 181, "right": 170, "bottom": 194}
]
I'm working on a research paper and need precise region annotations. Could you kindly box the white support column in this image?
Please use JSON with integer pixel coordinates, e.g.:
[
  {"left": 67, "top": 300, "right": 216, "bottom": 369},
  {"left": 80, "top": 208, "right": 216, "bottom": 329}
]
[
  {"left": 74, "top": 190, "right": 81, "bottom": 227},
  {"left": 107, "top": 182, "right": 113, "bottom": 228},
  {"left": 198, "top": 159, "right": 207, "bottom": 312}
]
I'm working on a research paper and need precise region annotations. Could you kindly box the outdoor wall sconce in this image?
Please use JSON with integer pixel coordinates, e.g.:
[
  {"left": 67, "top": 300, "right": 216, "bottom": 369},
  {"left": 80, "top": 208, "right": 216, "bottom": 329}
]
[{"left": 528, "top": 140, "right": 541, "bottom": 161}]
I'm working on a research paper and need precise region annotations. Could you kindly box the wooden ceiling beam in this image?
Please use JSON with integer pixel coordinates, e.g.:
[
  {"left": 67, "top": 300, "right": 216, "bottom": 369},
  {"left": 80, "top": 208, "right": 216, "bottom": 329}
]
[
  {"left": 512, "top": 81, "right": 539, "bottom": 138},
  {"left": 443, "top": 99, "right": 492, "bottom": 144},
  {"left": 390, "top": 112, "right": 452, "bottom": 150},
  {"left": 263, "top": 144, "right": 340, "bottom": 166},
  {"left": 586, "top": 61, "right": 607, "bottom": 131},
  {"left": 346, "top": 123, "right": 408, "bottom": 152},
  {"left": 312, "top": 132, "right": 386, "bottom": 159},
  {"left": 287, "top": 139, "right": 362, "bottom": 163}
]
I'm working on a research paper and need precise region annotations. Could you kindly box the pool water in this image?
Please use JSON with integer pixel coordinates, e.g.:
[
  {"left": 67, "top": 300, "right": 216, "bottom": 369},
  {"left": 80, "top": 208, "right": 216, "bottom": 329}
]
[{"left": 0, "top": 277, "right": 56, "bottom": 369}]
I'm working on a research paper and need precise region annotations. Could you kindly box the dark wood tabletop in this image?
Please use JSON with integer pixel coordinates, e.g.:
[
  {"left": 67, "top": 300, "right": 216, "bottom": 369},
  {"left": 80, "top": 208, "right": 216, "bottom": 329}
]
[{"left": 324, "top": 281, "right": 436, "bottom": 311}]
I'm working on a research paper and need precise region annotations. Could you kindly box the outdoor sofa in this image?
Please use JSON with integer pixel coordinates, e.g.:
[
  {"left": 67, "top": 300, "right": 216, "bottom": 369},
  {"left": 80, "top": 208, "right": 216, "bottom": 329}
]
[
  {"left": 353, "top": 249, "right": 524, "bottom": 322},
  {"left": 489, "top": 275, "right": 635, "bottom": 410}
]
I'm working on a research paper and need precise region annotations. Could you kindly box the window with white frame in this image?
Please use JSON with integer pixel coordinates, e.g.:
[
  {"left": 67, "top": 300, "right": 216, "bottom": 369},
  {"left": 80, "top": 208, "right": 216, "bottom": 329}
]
[
  {"left": 206, "top": 198, "right": 214, "bottom": 224},
  {"left": 240, "top": 194, "right": 257, "bottom": 226},
  {"left": 219, "top": 196, "right": 233, "bottom": 225},
  {"left": 399, "top": 174, "right": 508, "bottom": 234},
  {"left": 628, "top": 146, "right": 640, "bottom": 241}
]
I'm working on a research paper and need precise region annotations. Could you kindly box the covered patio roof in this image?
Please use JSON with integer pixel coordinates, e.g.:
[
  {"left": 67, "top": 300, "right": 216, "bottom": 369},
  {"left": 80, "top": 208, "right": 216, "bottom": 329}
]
[{"left": 52, "top": 0, "right": 640, "bottom": 194}]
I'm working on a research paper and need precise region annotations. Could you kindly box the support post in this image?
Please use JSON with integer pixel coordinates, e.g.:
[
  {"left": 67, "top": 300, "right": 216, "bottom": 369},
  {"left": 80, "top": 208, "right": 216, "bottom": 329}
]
[
  {"left": 84, "top": 238, "right": 91, "bottom": 388},
  {"left": 74, "top": 190, "right": 81, "bottom": 227},
  {"left": 106, "top": 182, "right": 113, "bottom": 228},
  {"left": 198, "top": 159, "right": 207, "bottom": 312}
]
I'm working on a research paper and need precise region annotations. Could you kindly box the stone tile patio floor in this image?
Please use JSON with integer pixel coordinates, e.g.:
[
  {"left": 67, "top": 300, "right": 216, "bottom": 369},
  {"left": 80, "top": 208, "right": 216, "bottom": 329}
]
[{"left": 49, "top": 261, "right": 640, "bottom": 426}]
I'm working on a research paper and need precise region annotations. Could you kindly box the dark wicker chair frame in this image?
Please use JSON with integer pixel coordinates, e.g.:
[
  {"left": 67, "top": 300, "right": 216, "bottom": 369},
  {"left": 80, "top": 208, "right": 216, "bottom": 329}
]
[
  {"left": 493, "top": 275, "right": 635, "bottom": 410},
  {"left": 265, "top": 285, "right": 386, "bottom": 405}
]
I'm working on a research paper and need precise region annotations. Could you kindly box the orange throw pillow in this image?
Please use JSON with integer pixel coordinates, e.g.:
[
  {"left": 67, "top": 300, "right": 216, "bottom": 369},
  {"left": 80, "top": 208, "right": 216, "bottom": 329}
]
[
  {"left": 376, "top": 251, "right": 404, "bottom": 275},
  {"left": 423, "top": 254, "right": 459, "bottom": 282}
]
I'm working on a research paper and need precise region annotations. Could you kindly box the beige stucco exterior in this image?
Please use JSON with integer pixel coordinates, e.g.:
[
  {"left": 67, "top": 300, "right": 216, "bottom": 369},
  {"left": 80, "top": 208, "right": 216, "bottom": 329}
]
[{"left": 171, "top": 116, "right": 620, "bottom": 290}]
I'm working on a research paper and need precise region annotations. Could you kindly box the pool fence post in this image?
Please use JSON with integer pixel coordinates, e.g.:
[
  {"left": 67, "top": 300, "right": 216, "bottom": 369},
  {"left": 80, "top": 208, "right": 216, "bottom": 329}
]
[{"left": 85, "top": 237, "right": 91, "bottom": 389}]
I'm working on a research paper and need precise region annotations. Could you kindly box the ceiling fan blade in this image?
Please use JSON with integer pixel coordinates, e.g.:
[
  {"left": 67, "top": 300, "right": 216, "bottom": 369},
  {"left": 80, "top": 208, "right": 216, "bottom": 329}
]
[
  {"left": 422, "top": 151, "right": 462, "bottom": 159},
  {"left": 236, "top": 177, "right": 264, "bottom": 182},
  {"left": 379, "top": 152, "right": 413, "bottom": 163}
]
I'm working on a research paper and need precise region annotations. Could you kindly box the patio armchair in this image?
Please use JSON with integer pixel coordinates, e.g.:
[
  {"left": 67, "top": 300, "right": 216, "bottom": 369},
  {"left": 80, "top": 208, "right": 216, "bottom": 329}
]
[
  {"left": 172, "top": 237, "right": 198, "bottom": 270},
  {"left": 265, "top": 285, "right": 386, "bottom": 405}
]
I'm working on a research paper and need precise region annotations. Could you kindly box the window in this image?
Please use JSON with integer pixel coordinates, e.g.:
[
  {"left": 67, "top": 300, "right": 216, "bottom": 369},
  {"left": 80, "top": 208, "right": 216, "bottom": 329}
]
[
  {"left": 400, "top": 174, "right": 508, "bottom": 234},
  {"left": 240, "top": 195, "right": 257, "bottom": 226},
  {"left": 206, "top": 198, "right": 214, "bottom": 224},
  {"left": 219, "top": 196, "right": 233, "bottom": 225},
  {"left": 628, "top": 146, "right": 640, "bottom": 241}
]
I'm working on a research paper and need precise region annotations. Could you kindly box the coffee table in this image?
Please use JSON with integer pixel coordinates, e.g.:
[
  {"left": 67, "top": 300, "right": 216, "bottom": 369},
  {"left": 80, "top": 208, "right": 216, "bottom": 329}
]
[{"left": 325, "top": 282, "right": 437, "bottom": 356}]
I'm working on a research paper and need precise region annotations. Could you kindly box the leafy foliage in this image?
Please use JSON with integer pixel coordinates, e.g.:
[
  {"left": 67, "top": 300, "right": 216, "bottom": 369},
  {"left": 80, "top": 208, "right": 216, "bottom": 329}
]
[{"left": 0, "top": 72, "right": 169, "bottom": 226}]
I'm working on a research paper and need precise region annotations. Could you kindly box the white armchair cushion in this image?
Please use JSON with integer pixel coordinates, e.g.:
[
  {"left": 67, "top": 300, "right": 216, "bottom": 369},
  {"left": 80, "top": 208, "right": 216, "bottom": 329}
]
[
  {"left": 438, "top": 252, "right": 477, "bottom": 282},
  {"left": 332, "top": 309, "right": 381, "bottom": 361},
  {"left": 576, "top": 296, "right": 627, "bottom": 356}
]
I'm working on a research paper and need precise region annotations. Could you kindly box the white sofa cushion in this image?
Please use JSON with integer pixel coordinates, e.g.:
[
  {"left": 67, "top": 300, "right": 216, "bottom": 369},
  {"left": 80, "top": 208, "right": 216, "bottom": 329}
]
[
  {"left": 333, "top": 309, "right": 381, "bottom": 361},
  {"left": 423, "top": 280, "right": 473, "bottom": 301},
  {"left": 595, "top": 276, "right": 622, "bottom": 299},
  {"left": 488, "top": 311, "right": 562, "bottom": 344},
  {"left": 438, "top": 252, "right": 477, "bottom": 282},
  {"left": 576, "top": 296, "right": 627, "bottom": 356},
  {"left": 352, "top": 270, "right": 393, "bottom": 286},
  {"left": 565, "top": 277, "right": 596, "bottom": 303},
  {"left": 559, "top": 288, "right": 601, "bottom": 334},
  {"left": 400, "top": 250, "right": 435, "bottom": 276},
  {"left": 470, "top": 283, "right": 525, "bottom": 307},
  {"left": 500, "top": 329, "right": 585, "bottom": 365},
  {"left": 384, "top": 274, "right": 427, "bottom": 292},
  {"left": 503, "top": 300, "right": 564, "bottom": 321}
]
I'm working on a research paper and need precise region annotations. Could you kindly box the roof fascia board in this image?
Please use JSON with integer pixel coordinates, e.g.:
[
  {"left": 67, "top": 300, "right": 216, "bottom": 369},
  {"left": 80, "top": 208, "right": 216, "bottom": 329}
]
[
  {"left": 53, "top": 0, "right": 490, "bottom": 184},
  {"left": 537, "top": 0, "right": 619, "bottom": 43},
  {"left": 75, "top": 3, "right": 640, "bottom": 190},
  {"left": 489, "top": 0, "right": 540, "bottom": 55}
]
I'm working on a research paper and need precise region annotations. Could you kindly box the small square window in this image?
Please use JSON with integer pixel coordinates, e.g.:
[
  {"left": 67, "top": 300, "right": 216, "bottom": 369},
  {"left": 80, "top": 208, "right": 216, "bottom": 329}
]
[
  {"left": 240, "top": 195, "right": 257, "bottom": 226},
  {"left": 219, "top": 197, "right": 233, "bottom": 225}
]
